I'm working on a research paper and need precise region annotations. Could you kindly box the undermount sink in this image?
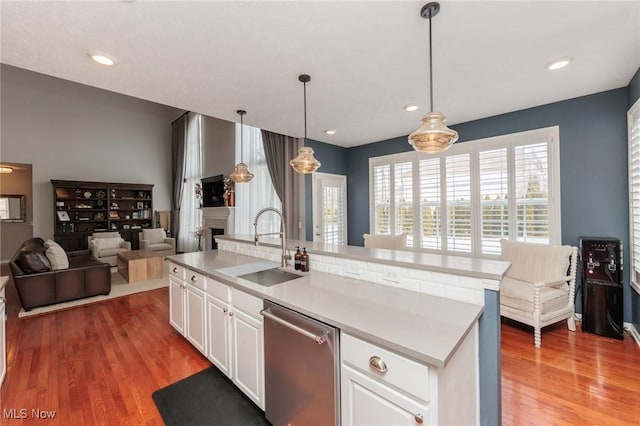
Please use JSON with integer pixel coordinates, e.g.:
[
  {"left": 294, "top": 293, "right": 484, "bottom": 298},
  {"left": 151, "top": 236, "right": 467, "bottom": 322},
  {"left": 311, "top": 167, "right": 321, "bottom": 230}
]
[{"left": 237, "top": 268, "right": 303, "bottom": 287}]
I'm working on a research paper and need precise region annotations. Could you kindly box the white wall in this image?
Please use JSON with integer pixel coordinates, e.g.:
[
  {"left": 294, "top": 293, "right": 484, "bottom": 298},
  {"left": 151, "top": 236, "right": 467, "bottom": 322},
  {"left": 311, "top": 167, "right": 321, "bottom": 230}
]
[{"left": 0, "top": 64, "right": 183, "bottom": 242}]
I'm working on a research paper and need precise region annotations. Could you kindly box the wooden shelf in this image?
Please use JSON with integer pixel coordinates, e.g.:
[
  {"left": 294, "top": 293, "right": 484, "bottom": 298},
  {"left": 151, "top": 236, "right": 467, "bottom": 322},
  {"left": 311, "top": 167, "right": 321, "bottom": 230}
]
[{"left": 52, "top": 180, "right": 154, "bottom": 251}]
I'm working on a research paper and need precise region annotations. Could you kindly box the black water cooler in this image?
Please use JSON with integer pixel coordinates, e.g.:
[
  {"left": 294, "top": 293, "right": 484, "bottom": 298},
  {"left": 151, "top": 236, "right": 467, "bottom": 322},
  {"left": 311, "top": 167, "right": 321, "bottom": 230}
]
[{"left": 580, "top": 237, "right": 624, "bottom": 339}]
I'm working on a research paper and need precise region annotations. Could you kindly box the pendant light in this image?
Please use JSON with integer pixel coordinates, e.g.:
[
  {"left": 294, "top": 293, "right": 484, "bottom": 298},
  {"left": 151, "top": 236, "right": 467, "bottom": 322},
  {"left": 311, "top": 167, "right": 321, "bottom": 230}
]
[
  {"left": 230, "top": 109, "right": 254, "bottom": 183},
  {"left": 408, "top": 2, "right": 459, "bottom": 154},
  {"left": 290, "top": 74, "right": 321, "bottom": 174}
]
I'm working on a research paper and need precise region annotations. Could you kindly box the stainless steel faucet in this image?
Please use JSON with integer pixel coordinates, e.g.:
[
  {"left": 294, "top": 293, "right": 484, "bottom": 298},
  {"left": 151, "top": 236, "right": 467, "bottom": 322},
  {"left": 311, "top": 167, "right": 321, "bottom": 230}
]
[{"left": 253, "top": 207, "right": 291, "bottom": 268}]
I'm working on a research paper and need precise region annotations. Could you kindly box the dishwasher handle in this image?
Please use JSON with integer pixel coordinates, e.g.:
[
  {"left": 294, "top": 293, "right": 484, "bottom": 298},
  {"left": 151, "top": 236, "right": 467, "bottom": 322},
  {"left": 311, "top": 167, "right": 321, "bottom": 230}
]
[{"left": 261, "top": 308, "right": 329, "bottom": 344}]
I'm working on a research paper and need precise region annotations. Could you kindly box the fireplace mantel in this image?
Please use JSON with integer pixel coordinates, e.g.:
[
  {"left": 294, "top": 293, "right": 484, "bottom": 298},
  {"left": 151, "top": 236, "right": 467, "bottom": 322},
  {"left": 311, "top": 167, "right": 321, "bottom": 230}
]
[{"left": 202, "top": 207, "right": 234, "bottom": 250}]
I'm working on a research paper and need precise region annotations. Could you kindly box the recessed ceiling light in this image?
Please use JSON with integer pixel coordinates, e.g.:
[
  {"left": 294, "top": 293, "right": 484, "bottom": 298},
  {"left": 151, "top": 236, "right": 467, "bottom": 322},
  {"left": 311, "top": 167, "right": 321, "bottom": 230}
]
[
  {"left": 324, "top": 129, "right": 336, "bottom": 135},
  {"left": 88, "top": 51, "right": 117, "bottom": 66},
  {"left": 0, "top": 166, "right": 13, "bottom": 174},
  {"left": 404, "top": 104, "right": 419, "bottom": 112},
  {"left": 545, "top": 56, "right": 573, "bottom": 71}
]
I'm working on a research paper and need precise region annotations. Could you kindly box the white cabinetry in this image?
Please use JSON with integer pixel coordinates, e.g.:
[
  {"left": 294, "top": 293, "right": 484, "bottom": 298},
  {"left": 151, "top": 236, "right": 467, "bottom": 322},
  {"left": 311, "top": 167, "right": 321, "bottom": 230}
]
[
  {"left": 341, "top": 329, "right": 478, "bottom": 426},
  {"left": 1, "top": 277, "right": 7, "bottom": 385},
  {"left": 205, "top": 279, "right": 265, "bottom": 410},
  {"left": 169, "top": 263, "right": 207, "bottom": 356}
]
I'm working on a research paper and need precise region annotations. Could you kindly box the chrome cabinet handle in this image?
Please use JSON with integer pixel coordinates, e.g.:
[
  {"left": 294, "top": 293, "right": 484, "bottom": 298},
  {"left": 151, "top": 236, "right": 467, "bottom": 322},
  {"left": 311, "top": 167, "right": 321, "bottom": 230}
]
[
  {"left": 414, "top": 413, "right": 423, "bottom": 424},
  {"left": 172, "top": 267, "right": 178, "bottom": 273},
  {"left": 223, "top": 307, "right": 228, "bottom": 314},
  {"left": 228, "top": 311, "right": 234, "bottom": 316},
  {"left": 190, "top": 275, "right": 197, "bottom": 282},
  {"left": 369, "top": 356, "right": 388, "bottom": 373}
]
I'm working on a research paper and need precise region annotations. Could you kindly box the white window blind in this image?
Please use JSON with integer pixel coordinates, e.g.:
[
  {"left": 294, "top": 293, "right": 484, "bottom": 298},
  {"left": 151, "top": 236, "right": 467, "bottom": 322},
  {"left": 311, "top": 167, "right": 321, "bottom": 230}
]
[
  {"left": 628, "top": 99, "right": 640, "bottom": 290},
  {"left": 419, "top": 158, "right": 441, "bottom": 250},
  {"left": 373, "top": 165, "right": 391, "bottom": 234},
  {"left": 446, "top": 154, "right": 472, "bottom": 253},
  {"left": 479, "top": 148, "right": 509, "bottom": 255},
  {"left": 369, "top": 126, "right": 560, "bottom": 258},
  {"left": 394, "top": 162, "right": 413, "bottom": 247}
]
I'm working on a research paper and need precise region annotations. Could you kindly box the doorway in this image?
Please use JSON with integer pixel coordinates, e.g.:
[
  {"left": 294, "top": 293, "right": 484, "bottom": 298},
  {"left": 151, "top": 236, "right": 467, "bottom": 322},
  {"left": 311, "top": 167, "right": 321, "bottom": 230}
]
[{"left": 312, "top": 173, "right": 347, "bottom": 245}]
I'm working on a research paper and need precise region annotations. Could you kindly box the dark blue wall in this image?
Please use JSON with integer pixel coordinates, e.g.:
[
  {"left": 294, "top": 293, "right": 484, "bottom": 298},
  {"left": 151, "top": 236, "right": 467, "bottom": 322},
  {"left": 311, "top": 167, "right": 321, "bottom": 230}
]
[
  {"left": 345, "top": 88, "right": 632, "bottom": 320},
  {"left": 305, "top": 139, "right": 348, "bottom": 240}
]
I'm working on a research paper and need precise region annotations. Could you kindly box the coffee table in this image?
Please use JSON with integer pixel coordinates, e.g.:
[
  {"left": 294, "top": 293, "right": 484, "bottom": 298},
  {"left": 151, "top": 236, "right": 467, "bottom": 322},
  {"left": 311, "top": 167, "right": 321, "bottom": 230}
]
[{"left": 117, "top": 250, "right": 164, "bottom": 283}]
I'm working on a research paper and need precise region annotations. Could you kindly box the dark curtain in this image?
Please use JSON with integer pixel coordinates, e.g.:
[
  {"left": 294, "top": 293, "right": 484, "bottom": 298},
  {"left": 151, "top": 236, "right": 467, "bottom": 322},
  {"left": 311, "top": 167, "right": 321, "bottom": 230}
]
[
  {"left": 261, "top": 130, "right": 304, "bottom": 240},
  {"left": 171, "top": 113, "right": 188, "bottom": 245}
]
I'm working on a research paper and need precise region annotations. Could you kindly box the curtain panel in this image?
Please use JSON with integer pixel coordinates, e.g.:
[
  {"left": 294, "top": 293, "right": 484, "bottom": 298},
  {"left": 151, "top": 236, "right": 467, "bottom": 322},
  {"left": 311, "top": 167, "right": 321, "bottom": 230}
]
[
  {"left": 171, "top": 113, "right": 188, "bottom": 244},
  {"left": 261, "top": 130, "right": 304, "bottom": 240}
]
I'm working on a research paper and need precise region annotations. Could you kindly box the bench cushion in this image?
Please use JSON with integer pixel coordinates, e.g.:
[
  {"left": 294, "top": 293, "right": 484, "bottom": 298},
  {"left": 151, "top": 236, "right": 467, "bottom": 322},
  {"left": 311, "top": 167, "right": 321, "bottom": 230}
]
[{"left": 501, "top": 276, "right": 569, "bottom": 314}]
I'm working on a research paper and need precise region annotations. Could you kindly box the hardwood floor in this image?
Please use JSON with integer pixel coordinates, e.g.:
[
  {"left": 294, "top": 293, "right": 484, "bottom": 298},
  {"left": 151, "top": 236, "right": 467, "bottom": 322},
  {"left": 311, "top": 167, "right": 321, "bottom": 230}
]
[{"left": 1, "top": 269, "right": 639, "bottom": 425}]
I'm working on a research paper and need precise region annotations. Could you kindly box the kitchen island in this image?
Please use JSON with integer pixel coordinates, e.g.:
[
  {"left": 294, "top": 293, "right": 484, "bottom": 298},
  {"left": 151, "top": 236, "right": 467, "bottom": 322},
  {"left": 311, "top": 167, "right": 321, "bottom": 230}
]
[{"left": 168, "top": 238, "right": 509, "bottom": 425}]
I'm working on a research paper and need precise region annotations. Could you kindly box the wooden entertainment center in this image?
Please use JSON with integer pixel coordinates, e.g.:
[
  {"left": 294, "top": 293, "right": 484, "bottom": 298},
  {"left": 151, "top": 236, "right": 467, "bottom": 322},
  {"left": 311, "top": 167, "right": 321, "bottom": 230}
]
[{"left": 51, "top": 180, "right": 154, "bottom": 251}]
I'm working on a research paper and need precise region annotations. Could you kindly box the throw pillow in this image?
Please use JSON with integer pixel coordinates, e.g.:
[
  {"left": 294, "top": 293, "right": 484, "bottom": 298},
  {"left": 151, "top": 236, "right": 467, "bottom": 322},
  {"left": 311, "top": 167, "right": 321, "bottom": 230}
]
[
  {"left": 93, "top": 238, "right": 124, "bottom": 250},
  {"left": 16, "top": 250, "right": 52, "bottom": 274},
  {"left": 44, "top": 239, "right": 69, "bottom": 270}
]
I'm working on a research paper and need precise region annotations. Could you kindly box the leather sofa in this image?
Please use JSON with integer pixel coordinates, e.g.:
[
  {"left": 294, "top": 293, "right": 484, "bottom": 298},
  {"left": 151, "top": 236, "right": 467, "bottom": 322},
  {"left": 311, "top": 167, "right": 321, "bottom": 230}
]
[{"left": 9, "top": 238, "right": 111, "bottom": 311}]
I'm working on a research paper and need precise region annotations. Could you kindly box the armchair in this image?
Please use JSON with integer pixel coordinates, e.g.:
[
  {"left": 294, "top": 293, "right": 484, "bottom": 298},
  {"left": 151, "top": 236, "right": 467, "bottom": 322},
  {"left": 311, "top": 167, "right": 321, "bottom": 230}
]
[
  {"left": 499, "top": 239, "right": 578, "bottom": 347},
  {"left": 139, "top": 228, "right": 176, "bottom": 257},
  {"left": 88, "top": 232, "right": 131, "bottom": 266}
]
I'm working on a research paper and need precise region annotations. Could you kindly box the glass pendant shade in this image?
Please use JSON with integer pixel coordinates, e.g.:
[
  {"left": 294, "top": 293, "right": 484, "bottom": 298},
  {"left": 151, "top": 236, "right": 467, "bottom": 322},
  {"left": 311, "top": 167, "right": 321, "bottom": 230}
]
[
  {"left": 231, "top": 109, "right": 253, "bottom": 183},
  {"left": 229, "top": 162, "right": 254, "bottom": 183},
  {"left": 408, "top": 111, "right": 459, "bottom": 154},
  {"left": 289, "top": 146, "right": 321, "bottom": 174}
]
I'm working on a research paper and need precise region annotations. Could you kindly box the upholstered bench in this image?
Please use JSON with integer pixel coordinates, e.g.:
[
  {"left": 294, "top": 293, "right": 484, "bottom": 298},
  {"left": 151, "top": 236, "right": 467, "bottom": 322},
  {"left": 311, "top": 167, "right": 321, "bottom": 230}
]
[{"left": 499, "top": 239, "right": 578, "bottom": 347}]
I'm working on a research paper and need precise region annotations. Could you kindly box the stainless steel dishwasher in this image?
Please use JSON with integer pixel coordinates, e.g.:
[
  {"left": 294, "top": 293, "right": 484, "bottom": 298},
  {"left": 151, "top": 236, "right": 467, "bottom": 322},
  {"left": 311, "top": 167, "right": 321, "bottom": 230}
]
[{"left": 261, "top": 300, "right": 339, "bottom": 426}]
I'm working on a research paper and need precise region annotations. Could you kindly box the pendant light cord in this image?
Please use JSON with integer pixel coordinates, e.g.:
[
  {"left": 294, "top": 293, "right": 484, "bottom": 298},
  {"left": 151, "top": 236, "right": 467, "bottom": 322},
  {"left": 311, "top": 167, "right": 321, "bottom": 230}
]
[
  {"left": 429, "top": 12, "right": 434, "bottom": 112},
  {"left": 303, "top": 80, "right": 308, "bottom": 145},
  {"left": 240, "top": 113, "right": 243, "bottom": 163}
]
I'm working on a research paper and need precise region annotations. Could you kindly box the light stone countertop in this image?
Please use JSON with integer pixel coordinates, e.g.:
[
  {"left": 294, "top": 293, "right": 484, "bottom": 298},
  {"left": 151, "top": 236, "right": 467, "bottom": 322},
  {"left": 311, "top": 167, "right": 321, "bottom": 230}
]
[
  {"left": 0, "top": 276, "right": 7, "bottom": 292},
  {"left": 217, "top": 234, "right": 511, "bottom": 282},
  {"left": 168, "top": 250, "right": 483, "bottom": 368}
]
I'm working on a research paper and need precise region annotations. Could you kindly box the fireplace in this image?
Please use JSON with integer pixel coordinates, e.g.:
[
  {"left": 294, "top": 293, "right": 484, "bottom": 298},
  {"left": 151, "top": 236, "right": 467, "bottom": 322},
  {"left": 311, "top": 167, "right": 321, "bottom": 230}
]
[{"left": 201, "top": 207, "right": 235, "bottom": 250}]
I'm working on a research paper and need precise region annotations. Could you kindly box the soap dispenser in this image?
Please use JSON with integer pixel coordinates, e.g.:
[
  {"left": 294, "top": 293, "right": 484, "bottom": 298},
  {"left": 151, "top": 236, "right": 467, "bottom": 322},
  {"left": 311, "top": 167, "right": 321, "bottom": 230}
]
[
  {"left": 301, "top": 247, "right": 309, "bottom": 272},
  {"left": 294, "top": 246, "right": 302, "bottom": 270}
]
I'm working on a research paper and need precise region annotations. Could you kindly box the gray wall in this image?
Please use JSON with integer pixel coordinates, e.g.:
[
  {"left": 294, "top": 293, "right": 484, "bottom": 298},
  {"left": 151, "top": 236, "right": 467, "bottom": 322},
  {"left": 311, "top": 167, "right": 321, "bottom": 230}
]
[
  {"left": 345, "top": 88, "right": 632, "bottom": 321},
  {"left": 202, "top": 115, "right": 235, "bottom": 178},
  {"left": 0, "top": 163, "right": 33, "bottom": 261},
  {"left": 1, "top": 65, "right": 183, "bottom": 244}
]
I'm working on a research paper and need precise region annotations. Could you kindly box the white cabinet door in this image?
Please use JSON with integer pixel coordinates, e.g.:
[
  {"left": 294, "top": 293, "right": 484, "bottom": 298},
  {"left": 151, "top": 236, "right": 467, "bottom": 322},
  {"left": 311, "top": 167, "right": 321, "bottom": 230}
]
[
  {"left": 169, "top": 276, "right": 185, "bottom": 335},
  {"left": 186, "top": 284, "right": 206, "bottom": 355},
  {"left": 341, "top": 365, "right": 430, "bottom": 426},
  {"left": 231, "top": 307, "right": 265, "bottom": 410},
  {"left": 0, "top": 285, "right": 6, "bottom": 385},
  {"left": 207, "top": 295, "right": 232, "bottom": 377}
]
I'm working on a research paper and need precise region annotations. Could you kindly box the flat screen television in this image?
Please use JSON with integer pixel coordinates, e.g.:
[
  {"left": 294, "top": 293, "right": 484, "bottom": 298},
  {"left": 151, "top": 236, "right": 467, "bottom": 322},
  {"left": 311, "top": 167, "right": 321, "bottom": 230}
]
[{"left": 201, "top": 175, "right": 225, "bottom": 207}]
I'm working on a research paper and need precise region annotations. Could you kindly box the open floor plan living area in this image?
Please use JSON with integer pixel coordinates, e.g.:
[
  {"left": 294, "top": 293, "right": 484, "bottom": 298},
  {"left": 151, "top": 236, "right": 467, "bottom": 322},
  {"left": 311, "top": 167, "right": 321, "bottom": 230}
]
[{"left": 1, "top": 1, "right": 640, "bottom": 425}]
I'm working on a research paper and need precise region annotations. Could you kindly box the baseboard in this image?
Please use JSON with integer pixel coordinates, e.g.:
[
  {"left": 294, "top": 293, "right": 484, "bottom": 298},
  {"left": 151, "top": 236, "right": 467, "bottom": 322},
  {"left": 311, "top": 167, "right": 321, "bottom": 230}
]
[{"left": 624, "top": 322, "right": 640, "bottom": 347}]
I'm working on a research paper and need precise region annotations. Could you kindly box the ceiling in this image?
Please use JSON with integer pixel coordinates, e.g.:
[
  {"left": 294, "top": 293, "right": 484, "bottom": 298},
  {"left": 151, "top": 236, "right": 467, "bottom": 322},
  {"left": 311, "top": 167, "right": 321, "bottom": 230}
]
[{"left": 2, "top": 1, "right": 639, "bottom": 148}]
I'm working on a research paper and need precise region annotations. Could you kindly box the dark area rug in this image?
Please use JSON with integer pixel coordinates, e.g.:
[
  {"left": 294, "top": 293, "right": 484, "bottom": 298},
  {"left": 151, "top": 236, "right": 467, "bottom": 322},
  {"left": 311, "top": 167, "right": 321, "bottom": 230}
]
[{"left": 152, "top": 366, "right": 271, "bottom": 426}]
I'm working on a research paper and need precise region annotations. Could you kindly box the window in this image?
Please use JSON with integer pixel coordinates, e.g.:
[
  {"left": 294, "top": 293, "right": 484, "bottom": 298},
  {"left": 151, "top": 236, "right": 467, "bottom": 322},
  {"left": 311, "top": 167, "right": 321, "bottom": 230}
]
[
  {"left": 234, "top": 124, "right": 281, "bottom": 236},
  {"left": 628, "top": 99, "right": 640, "bottom": 293},
  {"left": 369, "top": 126, "right": 561, "bottom": 258}
]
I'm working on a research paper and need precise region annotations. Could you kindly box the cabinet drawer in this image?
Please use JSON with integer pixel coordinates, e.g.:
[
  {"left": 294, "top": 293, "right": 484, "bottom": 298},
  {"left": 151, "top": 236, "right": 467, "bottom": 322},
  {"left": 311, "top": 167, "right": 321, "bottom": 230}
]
[
  {"left": 342, "top": 333, "right": 430, "bottom": 403},
  {"left": 207, "top": 278, "right": 231, "bottom": 302},
  {"left": 169, "top": 262, "right": 185, "bottom": 280},
  {"left": 186, "top": 270, "right": 206, "bottom": 291},
  {"left": 231, "top": 288, "right": 263, "bottom": 319}
]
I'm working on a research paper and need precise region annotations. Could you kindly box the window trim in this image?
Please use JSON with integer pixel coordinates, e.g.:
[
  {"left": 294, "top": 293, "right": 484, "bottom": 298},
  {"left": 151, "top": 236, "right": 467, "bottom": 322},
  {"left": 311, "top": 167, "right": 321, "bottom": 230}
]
[
  {"left": 628, "top": 97, "right": 640, "bottom": 295},
  {"left": 369, "top": 126, "right": 561, "bottom": 258}
]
